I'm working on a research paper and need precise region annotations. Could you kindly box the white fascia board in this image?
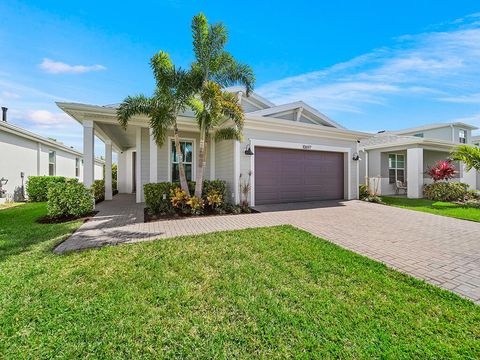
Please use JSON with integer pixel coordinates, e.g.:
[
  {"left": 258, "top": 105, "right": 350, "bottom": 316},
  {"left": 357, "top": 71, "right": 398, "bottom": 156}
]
[
  {"left": 362, "top": 138, "right": 457, "bottom": 151},
  {"left": 244, "top": 115, "right": 371, "bottom": 140}
]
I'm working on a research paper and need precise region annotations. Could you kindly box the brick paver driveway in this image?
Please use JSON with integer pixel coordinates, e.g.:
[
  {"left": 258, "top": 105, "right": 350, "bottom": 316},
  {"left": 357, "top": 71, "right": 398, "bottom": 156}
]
[{"left": 55, "top": 194, "right": 480, "bottom": 303}]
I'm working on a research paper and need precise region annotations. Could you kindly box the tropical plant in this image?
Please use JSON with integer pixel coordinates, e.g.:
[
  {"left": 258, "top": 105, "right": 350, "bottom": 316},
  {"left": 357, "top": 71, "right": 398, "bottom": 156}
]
[
  {"left": 117, "top": 52, "right": 196, "bottom": 195},
  {"left": 423, "top": 182, "right": 469, "bottom": 202},
  {"left": 188, "top": 13, "right": 255, "bottom": 198},
  {"left": 239, "top": 171, "right": 252, "bottom": 208},
  {"left": 426, "top": 160, "right": 456, "bottom": 182},
  {"left": 451, "top": 145, "right": 480, "bottom": 172}
]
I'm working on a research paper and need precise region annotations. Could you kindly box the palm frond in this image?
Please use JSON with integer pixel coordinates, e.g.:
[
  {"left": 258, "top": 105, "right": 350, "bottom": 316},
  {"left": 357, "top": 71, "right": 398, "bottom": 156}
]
[
  {"left": 149, "top": 106, "right": 175, "bottom": 147},
  {"left": 212, "top": 52, "right": 255, "bottom": 95},
  {"left": 214, "top": 127, "right": 242, "bottom": 141},
  {"left": 451, "top": 145, "right": 480, "bottom": 171},
  {"left": 192, "top": 13, "right": 209, "bottom": 67},
  {"left": 220, "top": 91, "right": 244, "bottom": 130},
  {"left": 117, "top": 95, "right": 152, "bottom": 129}
]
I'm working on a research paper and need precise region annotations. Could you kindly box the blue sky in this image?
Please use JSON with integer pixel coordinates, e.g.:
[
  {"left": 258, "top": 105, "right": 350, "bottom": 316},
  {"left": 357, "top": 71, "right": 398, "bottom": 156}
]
[{"left": 1, "top": 0, "right": 480, "bottom": 155}]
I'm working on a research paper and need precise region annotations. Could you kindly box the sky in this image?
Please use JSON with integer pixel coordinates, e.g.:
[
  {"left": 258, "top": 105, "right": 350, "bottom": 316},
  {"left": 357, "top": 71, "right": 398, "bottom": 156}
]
[{"left": 1, "top": 0, "right": 480, "bottom": 156}]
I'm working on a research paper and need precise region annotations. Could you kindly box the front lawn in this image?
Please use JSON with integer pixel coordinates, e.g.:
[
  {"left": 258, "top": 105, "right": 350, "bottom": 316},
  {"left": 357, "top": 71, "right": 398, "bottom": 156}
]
[
  {"left": 1, "top": 204, "right": 479, "bottom": 358},
  {"left": 382, "top": 196, "right": 480, "bottom": 222}
]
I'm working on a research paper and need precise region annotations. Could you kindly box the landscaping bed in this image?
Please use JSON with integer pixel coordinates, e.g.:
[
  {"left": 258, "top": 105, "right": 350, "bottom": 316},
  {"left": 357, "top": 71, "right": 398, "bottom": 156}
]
[
  {"left": 144, "top": 206, "right": 257, "bottom": 222},
  {"left": 36, "top": 211, "right": 98, "bottom": 224},
  {"left": 1, "top": 203, "right": 479, "bottom": 358}
]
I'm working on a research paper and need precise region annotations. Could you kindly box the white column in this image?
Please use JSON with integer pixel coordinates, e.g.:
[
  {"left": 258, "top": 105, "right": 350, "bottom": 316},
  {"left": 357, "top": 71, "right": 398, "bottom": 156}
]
[
  {"left": 83, "top": 120, "right": 95, "bottom": 188},
  {"left": 135, "top": 127, "right": 142, "bottom": 203},
  {"left": 407, "top": 147, "right": 423, "bottom": 199},
  {"left": 104, "top": 140, "right": 113, "bottom": 200},
  {"left": 37, "top": 143, "right": 42, "bottom": 175},
  {"left": 149, "top": 128, "right": 158, "bottom": 183}
]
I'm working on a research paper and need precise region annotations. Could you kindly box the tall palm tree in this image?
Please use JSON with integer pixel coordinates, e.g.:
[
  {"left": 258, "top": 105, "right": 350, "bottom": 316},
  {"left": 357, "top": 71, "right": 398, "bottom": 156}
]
[
  {"left": 189, "top": 13, "right": 255, "bottom": 198},
  {"left": 117, "top": 51, "right": 195, "bottom": 194},
  {"left": 451, "top": 145, "right": 480, "bottom": 172}
]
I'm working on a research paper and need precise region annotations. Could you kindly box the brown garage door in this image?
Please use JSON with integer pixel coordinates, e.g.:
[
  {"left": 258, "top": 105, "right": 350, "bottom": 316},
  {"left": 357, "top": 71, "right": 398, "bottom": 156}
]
[{"left": 254, "top": 147, "right": 344, "bottom": 205}]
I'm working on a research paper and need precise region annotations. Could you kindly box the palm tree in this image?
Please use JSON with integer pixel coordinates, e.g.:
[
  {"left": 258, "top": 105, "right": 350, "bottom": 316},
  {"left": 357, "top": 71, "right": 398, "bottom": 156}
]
[
  {"left": 451, "top": 145, "right": 480, "bottom": 172},
  {"left": 189, "top": 13, "right": 255, "bottom": 198},
  {"left": 117, "top": 51, "right": 195, "bottom": 194}
]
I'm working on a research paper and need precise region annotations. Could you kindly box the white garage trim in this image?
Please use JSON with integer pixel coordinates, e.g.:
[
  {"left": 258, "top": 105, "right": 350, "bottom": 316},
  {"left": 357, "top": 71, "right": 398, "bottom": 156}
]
[{"left": 249, "top": 139, "right": 352, "bottom": 206}]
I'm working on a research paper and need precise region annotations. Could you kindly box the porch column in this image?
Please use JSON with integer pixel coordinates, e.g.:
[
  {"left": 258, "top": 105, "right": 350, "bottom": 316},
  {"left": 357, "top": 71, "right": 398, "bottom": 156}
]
[
  {"left": 149, "top": 128, "right": 158, "bottom": 183},
  {"left": 407, "top": 147, "right": 423, "bottom": 199},
  {"left": 136, "top": 127, "right": 142, "bottom": 203},
  {"left": 104, "top": 140, "right": 113, "bottom": 200},
  {"left": 83, "top": 120, "right": 95, "bottom": 188}
]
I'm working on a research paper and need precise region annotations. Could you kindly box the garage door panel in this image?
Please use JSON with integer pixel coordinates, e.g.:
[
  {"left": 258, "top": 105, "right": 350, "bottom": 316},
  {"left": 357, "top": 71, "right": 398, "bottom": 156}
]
[{"left": 254, "top": 147, "right": 344, "bottom": 205}]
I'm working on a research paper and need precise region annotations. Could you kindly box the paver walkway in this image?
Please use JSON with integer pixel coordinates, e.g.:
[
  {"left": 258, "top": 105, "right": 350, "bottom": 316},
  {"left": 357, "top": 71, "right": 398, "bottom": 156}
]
[{"left": 55, "top": 194, "right": 480, "bottom": 303}]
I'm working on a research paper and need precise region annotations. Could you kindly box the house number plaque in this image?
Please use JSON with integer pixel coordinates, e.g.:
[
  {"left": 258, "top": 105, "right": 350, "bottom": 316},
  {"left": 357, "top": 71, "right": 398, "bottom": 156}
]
[{"left": 302, "top": 145, "right": 312, "bottom": 150}]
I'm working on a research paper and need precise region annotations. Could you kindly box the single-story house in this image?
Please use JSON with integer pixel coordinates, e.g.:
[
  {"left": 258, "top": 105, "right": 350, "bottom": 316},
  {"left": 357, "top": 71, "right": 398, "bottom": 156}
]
[
  {"left": 0, "top": 108, "right": 104, "bottom": 201},
  {"left": 359, "top": 122, "right": 479, "bottom": 198},
  {"left": 57, "top": 87, "right": 370, "bottom": 205}
]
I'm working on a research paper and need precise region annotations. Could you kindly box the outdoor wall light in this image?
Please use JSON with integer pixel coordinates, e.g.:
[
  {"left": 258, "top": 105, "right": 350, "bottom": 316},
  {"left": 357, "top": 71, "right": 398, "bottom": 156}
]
[
  {"left": 244, "top": 144, "right": 254, "bottom": 156},
  {"left": 352, "top": 152, "right": 361, "bottom": 161}
]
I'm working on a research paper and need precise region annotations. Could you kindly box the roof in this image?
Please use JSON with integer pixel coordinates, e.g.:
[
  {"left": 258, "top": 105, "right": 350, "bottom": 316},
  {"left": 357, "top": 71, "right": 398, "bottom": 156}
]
[
  {"left": 0, "top": 120, "right": 104, "bottom": 164},
  {"left": 247, "top": 101, "right": 345, "bottom": 129},
  {"left": 387, "top": 122, "right": 478, "bottom": 135},
  {"left": 360, "top": 133, "right": 458, "bottom": 151}
]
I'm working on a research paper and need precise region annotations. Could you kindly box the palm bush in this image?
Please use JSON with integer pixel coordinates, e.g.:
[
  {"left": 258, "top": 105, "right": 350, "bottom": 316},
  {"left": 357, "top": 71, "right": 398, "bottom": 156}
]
[{"left": 451, "top": 145, "right": 480, "bottom": 172}]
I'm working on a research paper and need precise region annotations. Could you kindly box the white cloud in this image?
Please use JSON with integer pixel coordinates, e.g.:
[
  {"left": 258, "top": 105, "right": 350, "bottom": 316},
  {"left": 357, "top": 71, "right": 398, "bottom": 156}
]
[
  {"left": 0, "top": 91, "right": 20, "bottom": 99},
  {"left": 25, "top": 110, "right": 72, "bottom": 129},
  {"left": 39, "top": 58, "right": 106, "bottom": 74},
  {"left": 257, "top": 14, "right": 480, "bottom": 117}
]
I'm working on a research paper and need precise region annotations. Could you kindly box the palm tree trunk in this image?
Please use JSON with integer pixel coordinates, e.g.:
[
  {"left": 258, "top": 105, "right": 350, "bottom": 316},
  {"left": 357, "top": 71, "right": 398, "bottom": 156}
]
[
  {"left": 194, "top": 128, "right": 207, "bottom": 198},
  {"left": 174, "top": 124, "right": 190, "bottom": 195}
]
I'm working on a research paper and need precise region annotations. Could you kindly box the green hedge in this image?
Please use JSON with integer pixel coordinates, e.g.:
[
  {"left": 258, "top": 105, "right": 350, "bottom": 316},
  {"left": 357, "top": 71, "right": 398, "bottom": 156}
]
[
  {"left": 26, "top": 176, "right": 77, "bottom": 202},
  {"left": 47, "top": 181, "right": 94, "bottom": 218},
  {"left": 144, "top": 180, "right": 228, "bottom": 215},
  {"left": 92, "top": 180, "right": 105, "bottom": 203},
  {"left": 423, "top": 182, "right": 469, "bottom": 202}
]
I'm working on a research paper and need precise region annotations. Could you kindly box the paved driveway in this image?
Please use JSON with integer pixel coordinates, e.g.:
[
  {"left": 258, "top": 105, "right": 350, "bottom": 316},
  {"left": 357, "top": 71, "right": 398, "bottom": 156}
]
[{"left": 55, "top": 194, "right": 480, "bottom": 303}]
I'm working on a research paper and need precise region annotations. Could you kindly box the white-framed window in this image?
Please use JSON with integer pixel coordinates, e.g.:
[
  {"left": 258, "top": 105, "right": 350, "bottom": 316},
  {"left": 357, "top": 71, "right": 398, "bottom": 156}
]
[
  {"left": 388, "top": 154, "right": 405, "bottom": 184},
  {"left": 49, "top": 150, "right": 56, "bottom": 176},
  {"left": 459, "top": 129, "right": 467, "bottom": 144},
  {"left": 75, "top": 158, "right": 80, "bottom": 177},
  {"left": 414, "top": 133, "right": 424, "bottom": 138},
  {"left": 170, "top": 140, "right": 193, "bottom": 182}
]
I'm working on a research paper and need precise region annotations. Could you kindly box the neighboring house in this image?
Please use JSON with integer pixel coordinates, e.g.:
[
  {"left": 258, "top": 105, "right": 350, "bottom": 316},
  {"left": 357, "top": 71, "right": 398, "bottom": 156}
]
[
  {"left": 57, "top": 87, "right": 370, "bottom": 205},
  {"left": 359, "top": 123, "right": 479, "bottom": 198},
  {"left": 0, "top": 110, "right": 104, "bottom": 201}
]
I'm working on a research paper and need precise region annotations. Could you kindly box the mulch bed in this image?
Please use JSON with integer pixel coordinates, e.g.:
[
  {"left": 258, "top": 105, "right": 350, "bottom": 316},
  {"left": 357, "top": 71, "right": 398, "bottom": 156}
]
[
  {"left": 36, "top": 211, "right": 99, "bottom": 224},
  {"left": 144, "top": 207, "right": 259, "bottom": 223}
]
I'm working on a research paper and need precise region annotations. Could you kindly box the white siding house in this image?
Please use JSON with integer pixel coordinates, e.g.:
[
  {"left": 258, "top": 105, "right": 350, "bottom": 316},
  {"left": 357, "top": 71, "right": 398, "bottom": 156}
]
[
  {"left": 0, "top": 118, "right": 104, "bottom": 201},
  {"left": 58, "top": 87, "right": 370, "bottom": 205}
]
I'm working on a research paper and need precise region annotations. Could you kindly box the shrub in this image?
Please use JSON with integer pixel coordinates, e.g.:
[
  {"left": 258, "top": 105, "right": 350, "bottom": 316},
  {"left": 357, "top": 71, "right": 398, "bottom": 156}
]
[
  {"left": 144, "top": 182, "right": 176, "bottom": 215},
  {"left": 47, "top": 181, "right": 94, "bottom": 218},
  {"left": 92, "top": 180, "right": 105, "bottom": 203},
  {"left": 203, "top": 179, "right": 226, "bottom": 199},
  {"left": 26, "top": 176, "right": 72, "bottom": 202},
  {"left": 462, "top": 199, "right": 480, "bottom": 208},
  {"left": 170, "top": 187, "right": 191, "bottom": 214},
  {"left": 423, "top": 182, "right": 469, "bottom": 202},
  {"left": 359, "top": 184, "right": 369, "bottom": 200},
  {"left": 186, "top": 196, "right": 204, "bottom": 215}
]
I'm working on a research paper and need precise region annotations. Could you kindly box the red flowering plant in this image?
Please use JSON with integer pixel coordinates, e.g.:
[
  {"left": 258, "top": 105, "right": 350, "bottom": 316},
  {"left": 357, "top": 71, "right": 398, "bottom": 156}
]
[{"left": 426, "top": 160, "right": 457, "bottom": 182}]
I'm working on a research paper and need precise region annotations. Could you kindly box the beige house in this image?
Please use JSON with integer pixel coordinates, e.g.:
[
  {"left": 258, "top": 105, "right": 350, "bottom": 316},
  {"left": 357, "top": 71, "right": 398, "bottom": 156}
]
[
  {"left": 360, "top": 123, "right": 479, "bottom": 198},
  {"left": 57, "top": 87, "right": 370, "bottom": 206}
]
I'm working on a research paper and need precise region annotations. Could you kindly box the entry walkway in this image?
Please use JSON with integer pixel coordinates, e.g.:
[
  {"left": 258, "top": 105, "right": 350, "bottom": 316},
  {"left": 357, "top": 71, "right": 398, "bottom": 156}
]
[{"left": 54, "top": 194, "right": 480, "bottom": 303}]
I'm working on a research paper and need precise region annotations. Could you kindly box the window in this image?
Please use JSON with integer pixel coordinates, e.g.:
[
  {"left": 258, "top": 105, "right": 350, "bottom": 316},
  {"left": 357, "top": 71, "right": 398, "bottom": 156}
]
[
  {"left": 474, "top": 142, "right": 480, "bottom": 148},
  {"left": 171, "top": 140, "right": 193, "bottom": 182},
  {"left": 459, "top": 130, "right": 467, "bottom": 144},
  {"left": 75, "top": 158, "right": 80, "bottom": 177},
  {"left": 49, "top": 150, "right": 56, "bottom": 176},
  {"left": 414, "top": 133, "right": 424, "bottom": 138},
  {"left": 388, "top": 154, "right": 405, "bottom": 184}
]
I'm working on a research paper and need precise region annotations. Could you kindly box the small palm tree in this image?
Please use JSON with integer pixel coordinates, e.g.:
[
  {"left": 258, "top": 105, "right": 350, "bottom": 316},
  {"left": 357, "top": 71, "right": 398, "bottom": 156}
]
[
  {"left": 189, "top": 13, "right": 255, "bottom": 198},
  {"left": 451, "top": 145, "right": 480, "bottom": 172},
  {"left": 117, "top": 51, "right": 195, "bottom": 194}
]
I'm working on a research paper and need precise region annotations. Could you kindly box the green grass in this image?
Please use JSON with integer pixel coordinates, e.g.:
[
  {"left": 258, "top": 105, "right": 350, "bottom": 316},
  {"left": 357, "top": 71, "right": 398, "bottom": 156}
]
[
  {"left": 382, "top": 196, "right": 480, "bottom": 222},
  {"left": 1, "top": 203, "right": 479, "bottom": 358}
]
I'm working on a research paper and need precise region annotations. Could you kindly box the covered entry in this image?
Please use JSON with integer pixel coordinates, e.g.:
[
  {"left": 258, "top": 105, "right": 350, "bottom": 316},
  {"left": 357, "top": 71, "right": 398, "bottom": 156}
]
[{"left": 254, "top": 146, "right": 344, "bottom": 205}]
